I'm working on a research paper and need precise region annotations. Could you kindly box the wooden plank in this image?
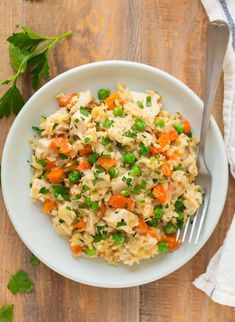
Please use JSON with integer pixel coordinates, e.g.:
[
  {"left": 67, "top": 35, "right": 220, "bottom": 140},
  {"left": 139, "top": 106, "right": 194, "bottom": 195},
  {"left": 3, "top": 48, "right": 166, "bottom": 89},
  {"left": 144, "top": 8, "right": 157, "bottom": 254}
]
[
  {"left": 0, "top": 1, "right": 140, "bottom": 322},
  {"left": 139, "top": 1, "right": 235, "bottom": 322}
]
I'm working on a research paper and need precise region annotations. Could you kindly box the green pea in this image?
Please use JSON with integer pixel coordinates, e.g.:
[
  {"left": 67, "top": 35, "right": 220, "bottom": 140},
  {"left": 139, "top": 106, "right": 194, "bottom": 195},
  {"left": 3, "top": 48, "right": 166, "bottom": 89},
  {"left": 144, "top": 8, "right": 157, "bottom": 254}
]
[
  {"left": 155, "top": 119, "right": 165, "bottom": 128},
  {"left": 123, "top": 152, "right": 136, "bottom": 165},
  {"left": 158, "top": 241, "right": 168, "bottom": 253},
  {"left": 85, "top": 247, "right": 96, "bottom": 256},
  {"left": 130, "top": 165, "right": 141, "bottom": 176},
  {"left": 132, "top": 184, "right": 142, "bottom": 195},
  {"left": 163, "top": 222, "right": 177, "bottom": 235},
  {"left": 108, "top": 167, "right": 119, "bottom": 178},
  {"left": 177, "top": 211, "right": 184, "bottom": 229},
  {"left": 112, "top": 232, "right": 125, "bottom": 245},
  {"left": 113, "top": 106, "right": 124, "bottom": 117},
  {"left": 132, "top": 118, "right": 146, "bottom": 131},
  {"left": 98, "top": 88, "right": 110, "bottom": 101},
  {"left": 174, "top": 123, "right": 184, "bottom": 134},
  {"left": 174, "top": 198, "right": 184, "bottom": 212},
  {"left": 68, "top": 171, "right": 82, "bottom": 183},
  {"left": 120, "top": 189, "right": 130, "bottom": 197},
  {"left": 154, "top": 205, "right": 163, "bottom": 219},
  {"left": 139, "top": 142, "right": 149, "bottom": 156},
  {"left": 88, "top": 152, "right": 99, "bottom": 165}
]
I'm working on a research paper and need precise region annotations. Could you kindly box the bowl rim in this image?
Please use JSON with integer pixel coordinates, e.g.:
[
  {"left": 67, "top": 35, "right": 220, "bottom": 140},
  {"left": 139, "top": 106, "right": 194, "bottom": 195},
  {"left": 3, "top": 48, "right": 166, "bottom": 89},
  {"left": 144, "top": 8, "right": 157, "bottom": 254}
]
[{"left": 1, "top": 60, "right": 228, "bottom": 288}]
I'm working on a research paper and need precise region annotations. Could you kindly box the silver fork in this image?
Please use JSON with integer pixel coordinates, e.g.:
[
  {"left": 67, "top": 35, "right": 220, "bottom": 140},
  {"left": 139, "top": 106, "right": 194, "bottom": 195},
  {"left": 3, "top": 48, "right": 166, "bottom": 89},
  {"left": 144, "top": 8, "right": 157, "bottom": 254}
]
[{"left": 176, "top": 20, "right": 230, "bottom": 244}]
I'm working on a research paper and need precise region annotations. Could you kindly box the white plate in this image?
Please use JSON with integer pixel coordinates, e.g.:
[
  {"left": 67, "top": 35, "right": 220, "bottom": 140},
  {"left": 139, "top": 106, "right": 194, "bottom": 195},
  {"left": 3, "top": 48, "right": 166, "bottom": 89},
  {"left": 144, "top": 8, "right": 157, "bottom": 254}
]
[{"left": 1, "top": 61, "right": 228, "bottom": 288}]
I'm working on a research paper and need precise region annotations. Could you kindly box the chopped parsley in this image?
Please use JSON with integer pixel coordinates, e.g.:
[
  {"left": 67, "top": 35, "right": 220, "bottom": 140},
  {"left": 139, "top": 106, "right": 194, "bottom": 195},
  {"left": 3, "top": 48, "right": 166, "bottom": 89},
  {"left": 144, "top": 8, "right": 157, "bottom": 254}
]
[
  {"left": 146, "top": 95, "right": 152, "bottom": 106},
  {"left": 116, "top": 219, "right": 127, "bottom": 227},
  {"left": 36, "top": 158, "right": 46, "bottom": 167},
  {"left": 137, "top": 101, "right": 144, "bottom": 109},
  {"left": 7, "top": 270, "right": 33, "bottom": 294},
  {"left": 124, "top": 130, "right": 137, "bottom": 139},
  {"left": 80, "top": 106, "right": 90, "bottom": 116},
  {"left": 58, "top": 153, "right": 69, "bottom": 160},
  {"left": 103, "top": 118, "right": 114, "bottom": 128},
  {"left": 52, "top": 185, "right": 70, "bottom": 200},
  {"left": 32, "top": 126, "right": 42, "bottom": 134},
  {"left": 83, "top": 137, "right": 91, "bottom": 144},
  {"left": 39, "top": 187, "right": 49, "bottom": 194}
]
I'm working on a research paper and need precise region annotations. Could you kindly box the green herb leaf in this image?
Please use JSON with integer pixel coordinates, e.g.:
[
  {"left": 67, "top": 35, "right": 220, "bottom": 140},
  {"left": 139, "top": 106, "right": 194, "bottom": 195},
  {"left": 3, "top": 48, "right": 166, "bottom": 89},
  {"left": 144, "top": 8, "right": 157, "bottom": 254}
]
[
  {"left": 32, "top": 126, "right": 42, "bottom": 134},
  {"left": 146, "top": 96, "right": 152, "bottom": 107},
  {"left": 39, "top": 187, "right": 49, "bottom": 194},
  {"left": 103, "top": 118, "right": 114, "bottom": 129},
  {"left": 0, "top": 304, "right": 14, "bottom": 322},
  {"left": 58, "top": 153, "right": 69, "bottom": 160},
  {"left": 124, "top": 130, "right": 137, "bottom": 139},
  {"left": 0, "top": 84, "right": 24, "bottom": 118},
  {"left": 80, "top": 106, "right": 90, "bottom": 117},
  {"left": 30, "top": 255, "right": 40, "bottom": 266},
  {"left": 116, "top": 219, "right": 127, "bottom": 227},
  {"left": 9, "top": 44, "right": 29, "bottom": 73},
  {"left": 7, "top": 270, "right": 33, "bottom": 294},
  {"left": 52, "top": 185, "right": 70, "bottom": 200},
  {"left": 7, "top": 31, "right": 44, "bottom": 52},
  {"left": 137, "top": 101, "right": 144, "bottom": 109},
  {"left": 28, "top": 50, "right": 49, "bottom": 90},
  {"left": 36, "top": 158, "right": 46, "bottom": 167}
]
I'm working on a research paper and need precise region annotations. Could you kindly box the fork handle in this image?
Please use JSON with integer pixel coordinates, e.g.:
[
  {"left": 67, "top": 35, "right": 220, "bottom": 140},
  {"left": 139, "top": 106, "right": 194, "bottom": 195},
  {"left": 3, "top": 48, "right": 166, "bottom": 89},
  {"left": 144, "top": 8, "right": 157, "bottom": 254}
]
[{"left": 199, "top": 20, "right": 230, "bottom": 157}]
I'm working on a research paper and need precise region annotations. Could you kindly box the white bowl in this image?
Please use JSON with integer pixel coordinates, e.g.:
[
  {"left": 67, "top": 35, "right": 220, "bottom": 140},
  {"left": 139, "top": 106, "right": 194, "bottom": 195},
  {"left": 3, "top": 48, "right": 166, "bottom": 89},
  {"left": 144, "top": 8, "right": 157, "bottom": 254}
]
[{"left": 1, "top": 61, "right": 228, "bottom": 288}]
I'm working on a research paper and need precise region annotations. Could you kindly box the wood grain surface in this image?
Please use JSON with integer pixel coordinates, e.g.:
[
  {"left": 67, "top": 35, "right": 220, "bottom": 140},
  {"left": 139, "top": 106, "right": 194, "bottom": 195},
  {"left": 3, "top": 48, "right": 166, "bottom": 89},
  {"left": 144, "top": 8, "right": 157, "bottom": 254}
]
[{"left": 0, "top": 1, "right": 235, "bottom": 321}]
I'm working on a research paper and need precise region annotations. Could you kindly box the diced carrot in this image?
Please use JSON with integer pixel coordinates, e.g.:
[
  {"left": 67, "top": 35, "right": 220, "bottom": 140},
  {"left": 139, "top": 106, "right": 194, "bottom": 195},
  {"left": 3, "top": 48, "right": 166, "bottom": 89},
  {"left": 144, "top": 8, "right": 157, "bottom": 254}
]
[
  {"left": 158, "top": 134, "right": 171, "bottom": 151},
  {"left": 165, "top": 150, "right": 180, "bottom": 160},
  {"left": 42, "top": 199, "right": 57, "bottom": 213},
  {"left": 104, "top": 92, "right": 123, "bottom": 110},
  {"left": 148, "top": 228, "right": 159, "bottom": 239},
  {"left": 162, "top": 234, "right": 181, "bottom": 251},
  {"left": 99, "top": 203, "right": 107, "bottom": 216},
  {"left": 47, "top": 168, "right": 67, "bottom": 184},
  {"left": 79, "top": 145, "right": 93, "bottom": 156},
  {"left": 135, "top": 216, "right": 159, "bottom": 239},
  {"left": 50, "top": 137, "right": 72, "bottom": 155},
  {"left": 152, "top": 184, "right": 168, "bottom": 204},
  {"left": 58, "top": 93, "right": 78, "bottom": 107},
  {"left": 71, "top": 244, "right": 83, "bottom": 256},
  {"left": 168, "top": 127, "right": 179, "bottom": 141},
  {"left": 182, "top": 119, "right": 191, "bottom": 133},
  {"left": 161, "top": 161, "right": 172, "bottom": 177},
  {"left": 77, "top": 158, "right": 92, "bottom": 171},
  {"left": 97, "top": 157, "right": 116, "bottom": 171},
  {"left": 45, "top": 160, "right": 56, "bottom": 171},
  {"left": 150, "top": 146, "right": 160, "bottom": 156},
  {"left": 135, "top": 216, "right": 149, "bottom": 235},
  {"left": 108, "top": 194, "right": 133, "bottom": 211},
  {"left": 72, "top": 219, "right": 86, "bottom": 230}
]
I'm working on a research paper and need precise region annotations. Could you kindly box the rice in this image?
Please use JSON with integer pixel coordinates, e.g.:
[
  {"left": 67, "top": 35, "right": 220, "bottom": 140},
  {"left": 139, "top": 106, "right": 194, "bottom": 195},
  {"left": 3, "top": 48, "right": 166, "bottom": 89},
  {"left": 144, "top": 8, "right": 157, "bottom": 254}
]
[{"left": 29, "top": 84, "right": 202, "bottom": 265}]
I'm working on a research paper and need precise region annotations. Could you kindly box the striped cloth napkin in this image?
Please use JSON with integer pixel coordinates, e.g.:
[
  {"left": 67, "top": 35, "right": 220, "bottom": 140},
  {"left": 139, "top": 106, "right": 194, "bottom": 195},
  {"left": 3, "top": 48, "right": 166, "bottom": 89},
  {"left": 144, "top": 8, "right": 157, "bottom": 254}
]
[{"left": 193, "top": 0, "right": 235, "bottom": 307}]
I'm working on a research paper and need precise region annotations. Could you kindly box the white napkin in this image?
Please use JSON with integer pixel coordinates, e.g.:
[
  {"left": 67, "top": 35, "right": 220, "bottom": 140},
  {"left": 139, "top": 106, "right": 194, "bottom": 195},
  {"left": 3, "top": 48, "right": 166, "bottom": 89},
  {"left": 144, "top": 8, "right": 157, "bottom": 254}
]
[{"left": 193, "top": 0, "right": 235, "bottom": 307}]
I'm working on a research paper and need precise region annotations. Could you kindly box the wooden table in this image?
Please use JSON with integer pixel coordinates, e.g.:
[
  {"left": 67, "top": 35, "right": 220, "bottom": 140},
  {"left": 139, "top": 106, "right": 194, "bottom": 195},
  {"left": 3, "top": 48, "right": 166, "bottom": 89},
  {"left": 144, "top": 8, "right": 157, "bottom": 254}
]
[{"left": 1, "top": 1, "right": 235, "bottom": 321}]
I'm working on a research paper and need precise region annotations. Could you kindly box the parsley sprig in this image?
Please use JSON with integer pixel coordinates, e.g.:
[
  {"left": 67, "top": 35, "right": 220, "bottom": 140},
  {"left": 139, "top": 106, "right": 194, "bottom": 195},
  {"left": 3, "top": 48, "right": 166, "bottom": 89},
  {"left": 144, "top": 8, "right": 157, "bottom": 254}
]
[{"left": 0, "top": 27, "right": 72, "bottom": 118}]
